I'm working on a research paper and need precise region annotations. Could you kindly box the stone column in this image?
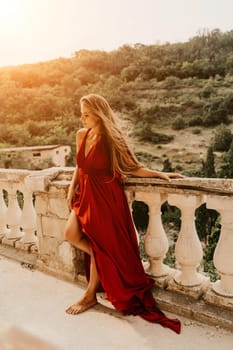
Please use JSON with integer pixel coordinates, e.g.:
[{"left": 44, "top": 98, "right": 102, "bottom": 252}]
[
  {"left": 168, "top": 194, "right": 205, "bottom": 286},
  {"left": 135, "top": 191, "right": 171, "bottom": 278},
  {"left": 16, "top": 190, "right": 38, "bottom": 250},
  {"left": 0, "top": 189, "right": 9, "bottom": 239},
  {"left": 3, "top": 187, "right": 23, "bottom": 242},
  {"left": 206, "top": 196, "right": 233, "bottom": 297}
]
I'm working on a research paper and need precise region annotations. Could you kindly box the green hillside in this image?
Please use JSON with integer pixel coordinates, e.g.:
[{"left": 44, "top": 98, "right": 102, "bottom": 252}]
[{"left": 0, "top": 28, "right": 233, "bottom": 175}]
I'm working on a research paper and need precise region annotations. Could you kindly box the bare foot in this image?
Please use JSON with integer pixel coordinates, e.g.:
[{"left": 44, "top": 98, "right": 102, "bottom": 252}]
[{"left": 65, "top": 295, "right": 98, "bottom": 315}]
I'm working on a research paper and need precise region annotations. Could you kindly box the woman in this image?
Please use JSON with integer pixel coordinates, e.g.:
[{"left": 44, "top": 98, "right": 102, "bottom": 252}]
[{"left": 64, "top": 94, "right": 183, "bottom": 334}]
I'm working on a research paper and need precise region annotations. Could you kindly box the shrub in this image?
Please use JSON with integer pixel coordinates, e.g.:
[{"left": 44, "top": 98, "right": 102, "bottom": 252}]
[
  {"left": 172, "top": 116, "right": 186, "bottom": 130},
  {"left": 161, "top": 202, "right": 181, "bottom": 230},
  {"left": 132, "top": 201, "right": 149, "bottom": 232},
  {"left": 195, "top": 203, "right": 219, "bottom": 242},
  {"left": 203, "top": 110, "right": 229, "bottom": 126},
  {"left": 192, "top": 128, "right": 201, "bottom": 135},
  {"left": 199, "top": 82, "right": 215, "bottom": 98},
  {"left": 175, "top": 164, "right": 183, "bottom": 171},
  {"left": 188, "top": 116, "right": 203, "bottom": 126},
  {"left": 218, "top": 140, "right": 233, "bottom": 178},
  {"left": 135, "top": 151, "right": 159, "bottom": 167},
  {"left": 121, "top": 65, "right": 140, "bottom": 82},
  {"left": 212, "top": 124, "right": 233, "bottom": 151},
  {"left": 162, "top": 158, "right": 174, "bottom": 172},
  {"left": 224, "top": 92, "right": 233, "bottom": 113},
  {"left": 107, "top": 92, "right": 136, "bottom": 111},
  {"left": 135, "top": 123, "right": 174, "bottom": 144},
  {"left": 162, "top": 76, "right": 181, "bottom": 89},
  {"left": 164, "top": 245, "right": 176, "bottom": 268},
  {"left": 203, "top": 97, "right": 229, "bottom": 126},
  {"left": 203, "top": 219, "right": 221, "bottom": 282},
  {"left": 203, "top": 260, "right": 220, "bottom": 282}
]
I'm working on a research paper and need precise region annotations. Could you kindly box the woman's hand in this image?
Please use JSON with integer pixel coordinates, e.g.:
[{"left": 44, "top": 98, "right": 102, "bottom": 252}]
[
  {"left": 156, "top": 172, "right": 172, "bottom": 182},
  {"left": 130, "top": 167, "right": 186, "bottom": 182},
  {"left": 163, "top": 172, "right": 186, "bottom": 179}
]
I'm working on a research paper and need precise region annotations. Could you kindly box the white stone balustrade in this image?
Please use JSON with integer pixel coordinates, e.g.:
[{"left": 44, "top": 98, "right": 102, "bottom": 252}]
[
  {"left": 0, "top": 168, "right": 233, "bottom": 311},
  {"left": 0, "top": 169, "right": 37, "bottom": 250},
  {"left": 125, "top": 177, "right": 233, "bottom": 308}
]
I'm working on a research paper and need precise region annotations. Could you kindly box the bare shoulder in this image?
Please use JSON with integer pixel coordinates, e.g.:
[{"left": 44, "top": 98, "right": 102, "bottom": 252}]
[{"left": 76, "top": 128, "right": 87, "bottom": 143}]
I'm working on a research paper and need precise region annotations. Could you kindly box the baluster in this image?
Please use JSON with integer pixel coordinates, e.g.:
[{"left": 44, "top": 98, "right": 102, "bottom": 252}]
[
  {"left": 19, "top": 190, "right": 37, "bottom": 244},
  {"left": 206, "top": 196, "right": 233, "bottom": 297},
  {"left": 168, "top": 194, "right": 205, "bottom": 286},
  {"left": 0, "top": 189, "right": 9, "bottom": 239},
  {"left": 135, "top": 191, "right": 170, "bottom": 277},
  {"left": 4, "top": 188, "right": 23, "bottom": 240}
]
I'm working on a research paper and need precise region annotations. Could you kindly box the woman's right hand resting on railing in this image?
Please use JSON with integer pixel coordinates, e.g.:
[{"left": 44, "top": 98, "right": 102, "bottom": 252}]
[{"left": 130, "top": 167, "right": 185, "bottom": 182}]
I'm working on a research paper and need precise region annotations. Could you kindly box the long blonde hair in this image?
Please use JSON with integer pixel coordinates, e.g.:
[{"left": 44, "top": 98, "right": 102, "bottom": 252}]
[{"left": 80, "top": 94, "right": 143, "bottom": 176}]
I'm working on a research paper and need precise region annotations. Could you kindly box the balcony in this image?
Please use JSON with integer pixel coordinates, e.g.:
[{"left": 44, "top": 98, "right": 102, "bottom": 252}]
[{"left": 0, "top": 167, "right": 233, "bottom": 349}]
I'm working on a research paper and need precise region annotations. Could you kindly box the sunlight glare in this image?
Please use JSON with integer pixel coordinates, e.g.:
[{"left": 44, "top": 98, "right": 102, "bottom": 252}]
[
  {"left": 0, "top": 1, "right": 18, "bottom": 17},
  {"left": 0, "top": 0, "right": 26, "bottom": 36}
]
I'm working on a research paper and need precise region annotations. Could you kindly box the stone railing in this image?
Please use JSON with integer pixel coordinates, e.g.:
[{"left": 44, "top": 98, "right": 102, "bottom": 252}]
[
  {"left": 0, "top": 169, "right": 38, "bottom": 251},
  {"left": 0, "top": 167, "right": 74, "bottom": 279},
  {"left": 0, "top": 167, "right": 233, "bottom": 312},
  {"left": 125, "top": 177, "right": 233, "bottom": 311}
]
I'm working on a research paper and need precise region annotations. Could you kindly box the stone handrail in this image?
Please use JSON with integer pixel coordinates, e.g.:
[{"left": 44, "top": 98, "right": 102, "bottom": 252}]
[{"left": 0, "top": 167, "right": 233, "bottom": 311}]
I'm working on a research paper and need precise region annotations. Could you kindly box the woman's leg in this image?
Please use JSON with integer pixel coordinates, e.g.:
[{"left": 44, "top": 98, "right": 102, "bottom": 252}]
[
  {"left": 64, "top": 210, "right": 91, "bottom": 254},
  {"left": 64, "top": 210, "right": 100, "bottom": 314}
]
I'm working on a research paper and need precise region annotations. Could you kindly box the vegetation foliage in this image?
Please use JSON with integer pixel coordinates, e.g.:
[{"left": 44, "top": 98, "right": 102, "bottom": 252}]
[{"left": 1, "top": 28, "right": 233, "bottom": 166}]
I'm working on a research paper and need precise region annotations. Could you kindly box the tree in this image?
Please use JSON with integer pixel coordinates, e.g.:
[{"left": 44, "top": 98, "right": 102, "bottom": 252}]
[
  {"left": 162, "top": 158, "right": 174, "bottom": 172},
  {"left": 212, "top": 124, "right": 233, "bottom": 151},
  {"left": 203, "top": 217, "right": 221, "bottom": 281},
  {"left": 219, "top": 140, "right": 233, "bottom": 178},
  {"left": 195, "top": 203, "right": 219, "bottom": 243},
  {"left": 227, "top": 141, "right": 233, "bottom": 178},
  {"left": 203, "top": 97, "right": 229, "bottom": 126},
  {"left": 132, "top": 201, "right": 148, "bottom": 232},
  {"left": 121, "top": 64, "right": 140, "bottom": 82},
  {"left": 202, "top": 146, "right": 216, "bottom": 178}
]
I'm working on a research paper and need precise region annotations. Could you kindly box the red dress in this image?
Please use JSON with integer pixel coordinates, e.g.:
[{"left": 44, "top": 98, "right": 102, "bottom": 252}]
[{"left": 72, "top": 129, "right": 181, "bottom": 334}]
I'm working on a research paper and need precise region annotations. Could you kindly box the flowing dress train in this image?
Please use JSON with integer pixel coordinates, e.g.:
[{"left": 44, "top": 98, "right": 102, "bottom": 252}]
[{"left": 72, "top": 129, "right": 181, "bottom": 334}]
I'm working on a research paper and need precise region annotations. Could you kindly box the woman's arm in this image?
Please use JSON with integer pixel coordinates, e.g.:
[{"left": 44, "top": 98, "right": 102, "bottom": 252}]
[
  {"left": 66, "top": 129, "right": 86, "bottom": 209},
  {"left": 130, "top": 167, "right": 185, "bottom": 182}
]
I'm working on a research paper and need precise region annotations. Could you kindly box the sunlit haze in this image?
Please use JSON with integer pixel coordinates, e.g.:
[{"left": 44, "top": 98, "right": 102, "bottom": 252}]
[{"left": 0, "top": 0, "right": 233, "bottom": 67}]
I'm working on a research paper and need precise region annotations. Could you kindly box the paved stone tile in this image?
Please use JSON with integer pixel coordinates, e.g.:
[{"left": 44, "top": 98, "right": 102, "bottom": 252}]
[{"left": 0, "top": 256, "right": 233, "bottom": 350}]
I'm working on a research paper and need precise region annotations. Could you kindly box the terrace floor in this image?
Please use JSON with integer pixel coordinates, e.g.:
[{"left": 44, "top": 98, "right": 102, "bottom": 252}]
[{"left": 0, "top": 256, "right": 233, "bottom": 350}]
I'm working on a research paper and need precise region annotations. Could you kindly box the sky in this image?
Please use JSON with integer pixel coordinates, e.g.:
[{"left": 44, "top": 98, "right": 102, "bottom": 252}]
[{"left": 0, "top": 0, "right": 233, "bottom": 67}]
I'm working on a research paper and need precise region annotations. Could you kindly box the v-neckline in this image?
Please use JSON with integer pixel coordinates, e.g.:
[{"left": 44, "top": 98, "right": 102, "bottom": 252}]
[{"left": 83, "top": 129, "right": 101, "bottom": 160}]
